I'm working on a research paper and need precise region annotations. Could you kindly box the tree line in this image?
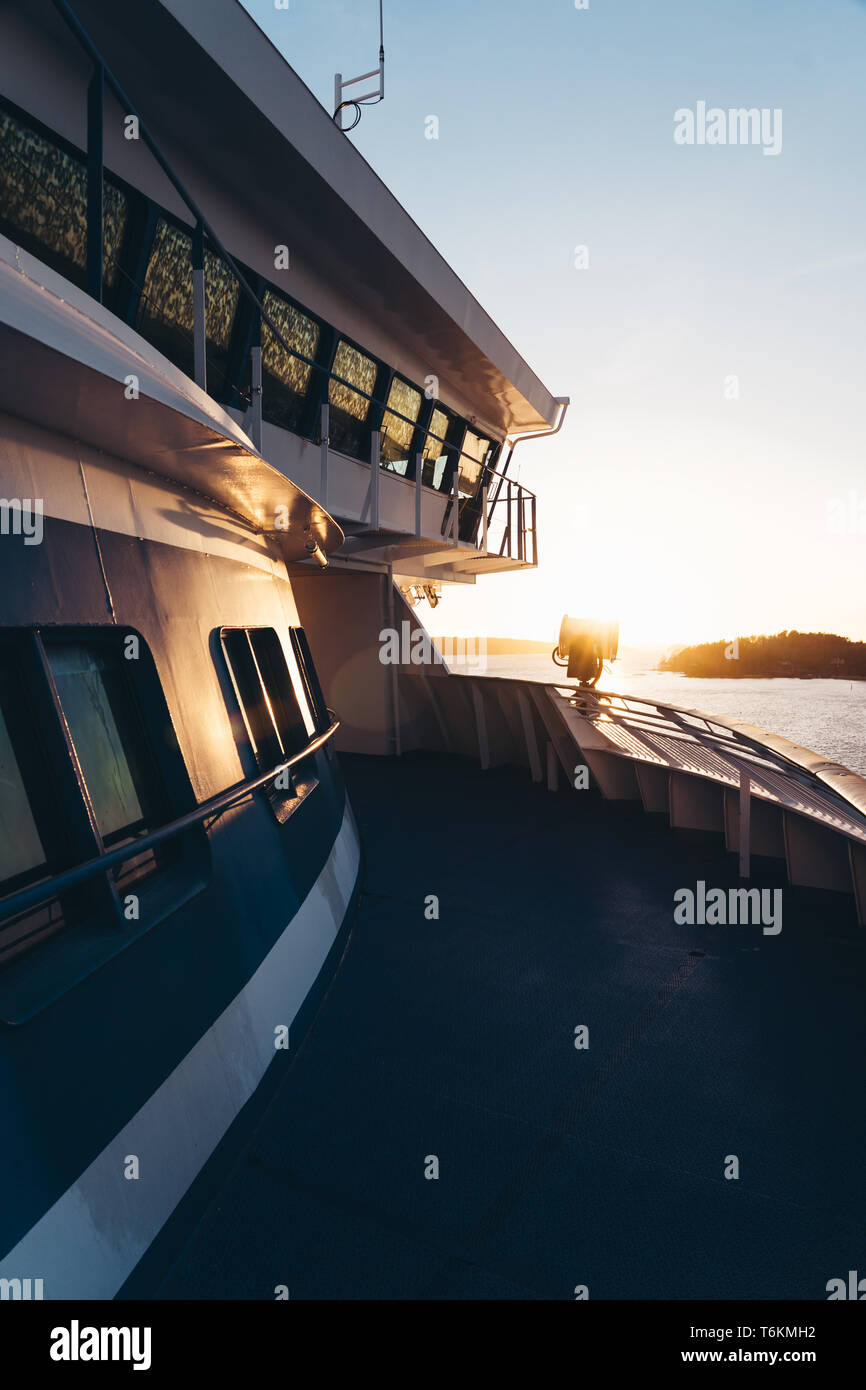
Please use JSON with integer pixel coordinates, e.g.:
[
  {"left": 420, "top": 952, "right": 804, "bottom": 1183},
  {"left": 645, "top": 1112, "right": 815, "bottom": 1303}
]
[{"left": 660, "top": 631, "right": 866, "bottom": 678}]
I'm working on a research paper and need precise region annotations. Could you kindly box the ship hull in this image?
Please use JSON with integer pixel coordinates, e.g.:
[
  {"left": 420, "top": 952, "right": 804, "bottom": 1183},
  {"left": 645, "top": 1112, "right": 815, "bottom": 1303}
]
[{"left": 0, "top": 417, "right": 361, "bottom": 1297}]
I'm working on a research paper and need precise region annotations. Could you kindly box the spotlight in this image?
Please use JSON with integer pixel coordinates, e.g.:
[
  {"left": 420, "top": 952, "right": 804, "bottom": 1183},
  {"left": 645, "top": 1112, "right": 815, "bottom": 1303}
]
[
  {"left": 305, "top": 540, "right": 329, "bottom": 569},
  {"left": 552, "top": 616, "right": 618, "bottom": 686}
]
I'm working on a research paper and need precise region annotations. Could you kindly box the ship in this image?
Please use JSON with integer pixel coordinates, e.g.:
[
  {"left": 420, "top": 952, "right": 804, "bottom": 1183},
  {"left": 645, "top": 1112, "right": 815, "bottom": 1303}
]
[{"left": 1, "top": 0, "right": 864, "bottom": 1303}]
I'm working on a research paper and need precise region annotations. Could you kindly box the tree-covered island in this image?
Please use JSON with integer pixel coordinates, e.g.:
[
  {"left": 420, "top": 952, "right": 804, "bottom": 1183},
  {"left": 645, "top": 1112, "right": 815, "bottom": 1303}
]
[{"left": 660, "top": 632, "right": 866, "bottom": 679}]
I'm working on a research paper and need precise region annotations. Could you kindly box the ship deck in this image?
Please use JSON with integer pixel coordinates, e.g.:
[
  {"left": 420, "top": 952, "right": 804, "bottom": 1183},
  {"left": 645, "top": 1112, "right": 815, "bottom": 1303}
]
[{"left": 150, "top": 752, "right": 866, "bottom": 1300}]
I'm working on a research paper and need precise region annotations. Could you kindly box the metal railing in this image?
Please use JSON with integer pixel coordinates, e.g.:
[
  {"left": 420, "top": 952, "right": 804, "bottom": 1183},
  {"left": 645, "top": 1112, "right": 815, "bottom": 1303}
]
[
  {"left": 435, "top": 455, "right": 536, "bottom": 561},
  {"left": 553, "top": 684, "right": 866, "bottom": 853},
  {"left": 0, "top": 716, "right": 340, "bottom": 928}
]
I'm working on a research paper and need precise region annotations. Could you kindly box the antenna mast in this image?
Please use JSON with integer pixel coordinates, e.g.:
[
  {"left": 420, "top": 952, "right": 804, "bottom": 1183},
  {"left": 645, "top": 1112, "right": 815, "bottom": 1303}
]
[{"left": 333, "top": 1, "right": 385, "bottom": 132}]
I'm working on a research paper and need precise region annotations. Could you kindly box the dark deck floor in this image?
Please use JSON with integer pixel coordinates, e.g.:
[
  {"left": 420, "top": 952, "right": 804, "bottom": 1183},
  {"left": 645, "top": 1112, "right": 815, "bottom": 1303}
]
[{"left": 156, "top": 753, "right": 866, "bottom": 1300}]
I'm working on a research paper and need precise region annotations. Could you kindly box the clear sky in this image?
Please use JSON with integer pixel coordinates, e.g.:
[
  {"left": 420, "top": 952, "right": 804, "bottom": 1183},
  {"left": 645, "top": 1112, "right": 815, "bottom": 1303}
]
[{"left": 240, "top": 0, "right": 866, "bottom": 646}]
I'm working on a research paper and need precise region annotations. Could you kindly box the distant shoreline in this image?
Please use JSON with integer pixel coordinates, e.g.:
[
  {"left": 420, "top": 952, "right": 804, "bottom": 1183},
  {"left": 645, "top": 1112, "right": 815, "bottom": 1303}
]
[
  {"left": 434, "top": 633, "right": 866, "bottom": 680},
  {"left": 660, "top": 632, "right": 866, "bottom": 681},
  {"left": 640, "top": 667, "right": 866, "bottom": 681}
]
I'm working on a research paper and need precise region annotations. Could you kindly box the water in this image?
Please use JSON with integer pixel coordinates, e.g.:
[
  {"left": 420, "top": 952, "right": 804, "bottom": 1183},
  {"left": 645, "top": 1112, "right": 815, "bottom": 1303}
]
[{"left": 446, "top": 645, "right": 866, "bottom": 777}]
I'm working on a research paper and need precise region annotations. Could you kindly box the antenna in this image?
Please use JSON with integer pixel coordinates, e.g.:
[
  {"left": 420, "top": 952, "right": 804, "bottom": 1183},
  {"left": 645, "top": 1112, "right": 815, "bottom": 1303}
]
[{"left": 333, "top": 0, "right": 385, "bottom": 132}]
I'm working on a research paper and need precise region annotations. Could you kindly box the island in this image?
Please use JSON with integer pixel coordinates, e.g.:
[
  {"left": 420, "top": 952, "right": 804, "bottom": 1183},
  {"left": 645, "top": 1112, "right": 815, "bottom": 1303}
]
[{"left": 660, "top": 631, "right": 866, "bottom": 679}]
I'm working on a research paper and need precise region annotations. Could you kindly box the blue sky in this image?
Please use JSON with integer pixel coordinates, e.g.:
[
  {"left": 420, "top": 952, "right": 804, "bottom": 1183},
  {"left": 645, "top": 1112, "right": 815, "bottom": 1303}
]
[{"left": 241, "top": 0, "right": 866, "bottom": 644}]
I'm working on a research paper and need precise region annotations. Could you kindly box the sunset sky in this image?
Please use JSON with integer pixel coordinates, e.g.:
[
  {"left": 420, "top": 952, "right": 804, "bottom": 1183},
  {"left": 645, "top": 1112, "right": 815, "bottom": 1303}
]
[{"left": 241, "top": 0, "right": 866, "bottom": 646}]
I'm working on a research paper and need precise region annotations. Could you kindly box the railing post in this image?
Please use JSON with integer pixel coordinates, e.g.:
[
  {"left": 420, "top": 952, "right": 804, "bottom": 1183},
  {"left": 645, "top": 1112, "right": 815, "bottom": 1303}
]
[
  {"left": 86, "top": 63, "right": 104, "bottom": 303},
  {"left": 739, "top": 769, "right": 751, "bottom": 878},
  {"left": 415, "top": 451, "right": 422, "bottom": 537},
  {"left": 481, "top": 483, "right": 489, "bottom": 552},
  {"left": 531, "top": 493, "right": 537, "bottom": 565},
  {"left": 518, "top": 490, "right": 525, "bottom": 562},
  {"left": 506, "top": 480, "right": 513, "bottom": 557},
  {"left": 451, "top": 469, "right": 459, "bottom": 544},
  {"left": 370, "top": 429, "right": 380, "bottom": 529},
  {"left": 320, "top": 403, "right": 329, "bottom": 507},
  {"left": 192, "top": 219, "right": 207, "bottom": 392},
  {"left": 546, "top": 739, "right": 558, "bottom": 792},
  {"left": 249, "top": 345, "right": 262, "bottom": 451}
]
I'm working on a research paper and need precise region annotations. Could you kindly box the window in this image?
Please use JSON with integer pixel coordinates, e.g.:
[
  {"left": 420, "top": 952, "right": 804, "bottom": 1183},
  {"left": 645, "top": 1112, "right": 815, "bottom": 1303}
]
[
  {"left": 0, "top": 104, "right": 129, "bottom": 305},
  {"left": 422, "top": 406, "right": 454, "bottom": 491},
  {"left": 328, "top": 339, "right": 378, "bottom": 459},
  {"left": 289, "top": 627, "right": 330, "bottom": 734},
  {"left": 136, "top": 218, "right": 240, "bottom": 396},
  {"left": 0, "top": 693, "right": 60, "bottom": 964},
  {"left": 457, "top": 429, "right": 492, "bottom": 500},
  {"left": 44, "top": 642, "right": 171, "bottom": 891},
  {"left": 0, "top": 704, "right": 46, "bottom": 894},
  {"left": 261, "top": 290, "right": 321, "bottom": 431},
  {"left": 220, "top": 628, "right": 316, "bottom": 820},
  {"left": 380, "top": 377, "right": 422, "bottom": 475},
  {"left": 0, "top": 630, "right": 205, "bottom": 976},
  {"left": 0, "top": 700, "right": 50, "bottom": 917}
]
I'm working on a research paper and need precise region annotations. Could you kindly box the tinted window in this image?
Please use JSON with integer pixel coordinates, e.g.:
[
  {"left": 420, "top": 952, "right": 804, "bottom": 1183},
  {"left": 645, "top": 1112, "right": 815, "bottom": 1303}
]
[
  {"left": 328, "top": 339, "right": 377, "bottom": 459},
  {"left": 0, "top": 630, "right": 202, "bottom": 971},
  {"left": 46, "top": 643, "right": 162, "bottom": 844},
  {"left": 221, "top": 628, "right": 310, "bottom": 770},
  {"left": 380, "top": 377, "right": 422, "bottom": 475},
  {"left": 136, "top": 218, "right": 240, "bottom": 395},
  {"left": 261, "top": 290, "right": 321, "bottom": 431},
  {"left": 422, "top": 407, "right": 453, "bottom": 490},
  {"left": 289, "top": 627, "right": 330, "bottom": 733},
  {"left": 0, "top": 703, "right": 46, "bottom": 892},
  {"left": 0, "top": 106, "right": 128, "bottom": 300},
  {"left": 457, "top": 429, "right": 491, "bottom": 499}
]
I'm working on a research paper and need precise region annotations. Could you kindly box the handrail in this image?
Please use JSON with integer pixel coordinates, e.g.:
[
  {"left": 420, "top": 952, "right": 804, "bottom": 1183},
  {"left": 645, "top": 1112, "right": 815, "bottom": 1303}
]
[
  {"left": 0, "top": 717, "right": 340, "bottom": 926},
  {"left": 556, "top": 682, "right": 866, "bottom": 821},
  {"left": 633, "top": 700, "right": 866, "bottom": 806},
  {"left": 451, "top": 669, "right": 866, "bottom": 827}
]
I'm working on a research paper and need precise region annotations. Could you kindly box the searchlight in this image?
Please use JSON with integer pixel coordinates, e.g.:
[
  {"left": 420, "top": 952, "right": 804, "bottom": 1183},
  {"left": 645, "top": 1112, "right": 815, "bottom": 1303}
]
[{"left": 552, "top": 616, "right": 619, "bottom": 687}]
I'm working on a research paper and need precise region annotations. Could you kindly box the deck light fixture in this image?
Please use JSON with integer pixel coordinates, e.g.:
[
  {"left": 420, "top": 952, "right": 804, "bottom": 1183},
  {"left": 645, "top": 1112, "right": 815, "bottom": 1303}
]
[{"left": 553, "top": 616, "right": 619, "bottom": 686}]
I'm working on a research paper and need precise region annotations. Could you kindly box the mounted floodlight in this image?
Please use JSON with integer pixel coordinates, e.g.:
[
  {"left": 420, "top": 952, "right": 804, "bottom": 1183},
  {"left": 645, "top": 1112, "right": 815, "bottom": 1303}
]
[
  {"left": 333, "top": 0, "right": 385, "bottom": 131},
  {"left": 552, "top": 616, "right": 619, "bottom": 687},
  {"left": 304, "top": 539, "right": 329, "bottom": 569}
]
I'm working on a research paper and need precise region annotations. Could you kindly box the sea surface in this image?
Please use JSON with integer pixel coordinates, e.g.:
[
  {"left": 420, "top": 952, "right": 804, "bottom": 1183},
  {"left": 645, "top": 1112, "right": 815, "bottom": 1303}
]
[{"left": 444, "top": 645, "right": 866, "bottom": 777}]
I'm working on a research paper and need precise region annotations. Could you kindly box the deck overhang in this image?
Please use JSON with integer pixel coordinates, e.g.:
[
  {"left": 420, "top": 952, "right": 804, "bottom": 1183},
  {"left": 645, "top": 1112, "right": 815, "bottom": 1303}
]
[
  {"left": 0, "top": 236, "right": 343, "bottom": 557},
  {"left": 59, "top": 0, "right": 560, "bottom": 439}
]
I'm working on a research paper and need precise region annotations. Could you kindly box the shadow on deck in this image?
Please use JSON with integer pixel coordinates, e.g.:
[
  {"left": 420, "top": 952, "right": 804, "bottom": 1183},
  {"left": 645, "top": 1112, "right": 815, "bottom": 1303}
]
[{"left": 152, "top": 752, "right": 866, "bottom": 1300}]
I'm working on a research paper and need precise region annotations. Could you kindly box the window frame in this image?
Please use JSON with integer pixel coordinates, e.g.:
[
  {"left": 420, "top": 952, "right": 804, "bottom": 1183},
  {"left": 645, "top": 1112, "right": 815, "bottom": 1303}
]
[
  {"left": 326, "top": 333, "right": 385, "bottom": 462},
  {"left": 133, "top": 209, "right": 244, "bottom": 398},
  {"left": 379, "top": 373, "right": 425, "bottom": 475},
  {"left": 0, "top": 93, "right": 144, "bottom": 316},
  {"left": 248, "top": 277, "right": 329, "bottom": 436},
  {"left": 0, "top": 93, "right": 506, "bottom": 506},
  {"left": 0, "top": 626, "right": 210, "bottom": 1018},
  {"left": 289, "top": 627, "right": 331, "bottom": 734},
  {"left": 218, "top": 626, "right": 319, "bottom": 825}
]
